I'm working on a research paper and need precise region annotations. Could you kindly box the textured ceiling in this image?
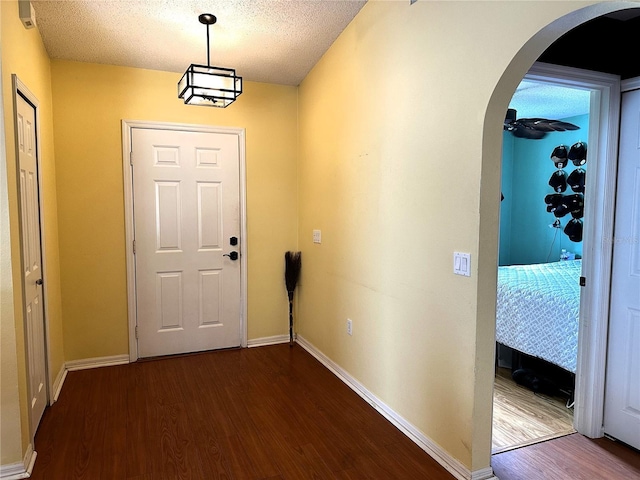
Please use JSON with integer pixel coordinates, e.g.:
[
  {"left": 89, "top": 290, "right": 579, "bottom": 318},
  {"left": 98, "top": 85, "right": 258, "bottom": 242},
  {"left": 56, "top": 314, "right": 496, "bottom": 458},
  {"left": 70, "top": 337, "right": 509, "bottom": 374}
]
[
  {"left": 509, "top": 80, "right": 591, "bottom": 121},
  {"left": 31, "top": 0, "right": 367, "bottom": 86}
]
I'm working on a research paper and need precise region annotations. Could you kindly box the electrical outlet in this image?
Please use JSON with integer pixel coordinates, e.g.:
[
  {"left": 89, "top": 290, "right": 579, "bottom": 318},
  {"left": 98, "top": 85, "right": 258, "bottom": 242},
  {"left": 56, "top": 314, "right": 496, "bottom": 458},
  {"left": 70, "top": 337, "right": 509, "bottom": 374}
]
[
  {"left": 313, "top": 229, "right": 322, "bottom": 244},
  {"left": 346, "top": 318, "right": 353, "bottom": 336}
]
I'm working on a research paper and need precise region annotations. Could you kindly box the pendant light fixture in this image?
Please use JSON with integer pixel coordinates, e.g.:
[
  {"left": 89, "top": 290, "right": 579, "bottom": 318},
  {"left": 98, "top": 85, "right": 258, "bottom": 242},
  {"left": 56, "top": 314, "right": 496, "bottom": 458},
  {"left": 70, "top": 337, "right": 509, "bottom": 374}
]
[{"left": 178, "top": 13, "right": 242, "bottom": 108}]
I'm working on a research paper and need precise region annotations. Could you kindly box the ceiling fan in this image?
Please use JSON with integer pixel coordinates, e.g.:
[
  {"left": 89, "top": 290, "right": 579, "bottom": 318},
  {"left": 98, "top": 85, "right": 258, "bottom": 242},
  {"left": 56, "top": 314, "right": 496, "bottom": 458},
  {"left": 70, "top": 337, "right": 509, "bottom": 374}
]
[{"left": 504, "top": 108, "right": 580, "bottom": 139}]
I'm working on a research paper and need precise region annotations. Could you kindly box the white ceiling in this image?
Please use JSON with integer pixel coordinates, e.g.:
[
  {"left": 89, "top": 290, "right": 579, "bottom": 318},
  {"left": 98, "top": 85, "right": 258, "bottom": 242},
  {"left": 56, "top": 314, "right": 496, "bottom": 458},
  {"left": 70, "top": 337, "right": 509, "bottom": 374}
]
[
  {"left": 31, "top": 0, "right": 367, "bottom": 86},
  {"left": 509, "top": 80, "right": 591, "bottom": 121}
]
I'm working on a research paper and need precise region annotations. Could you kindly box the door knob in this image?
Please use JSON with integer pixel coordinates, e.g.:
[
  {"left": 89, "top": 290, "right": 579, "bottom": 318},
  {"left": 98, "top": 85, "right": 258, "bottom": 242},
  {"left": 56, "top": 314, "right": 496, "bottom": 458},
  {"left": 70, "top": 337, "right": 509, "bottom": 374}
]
[
  {"left": 35, "top": 278, "right": 43, "bottom": 285},
  {"left": 223, "top": 251, "right": 239, "bottom": 261}
]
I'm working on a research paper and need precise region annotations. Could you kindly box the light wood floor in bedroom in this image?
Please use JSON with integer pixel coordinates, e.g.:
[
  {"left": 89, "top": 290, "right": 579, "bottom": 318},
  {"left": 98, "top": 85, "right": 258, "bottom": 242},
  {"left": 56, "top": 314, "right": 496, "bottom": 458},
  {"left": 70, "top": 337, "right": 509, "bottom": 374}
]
[{"left": 492, "top": 367, "right": 575, "bottom": 454}]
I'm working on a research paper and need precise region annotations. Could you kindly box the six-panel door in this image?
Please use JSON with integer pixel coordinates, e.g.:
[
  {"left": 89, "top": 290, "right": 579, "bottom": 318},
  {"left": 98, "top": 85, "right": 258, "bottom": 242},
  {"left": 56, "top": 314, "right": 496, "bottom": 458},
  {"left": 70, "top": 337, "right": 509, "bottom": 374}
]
[
  {"left": 17, "top": 93, "right": 47, "bottom": 437},
  {"left": 132, "top": 128, "right": 241, "bottom": 358}
]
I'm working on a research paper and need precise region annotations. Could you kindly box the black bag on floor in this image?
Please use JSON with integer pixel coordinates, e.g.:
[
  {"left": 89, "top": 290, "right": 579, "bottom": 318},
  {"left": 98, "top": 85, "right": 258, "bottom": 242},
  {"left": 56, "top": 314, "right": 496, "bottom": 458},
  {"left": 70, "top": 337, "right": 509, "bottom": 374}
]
[{"left": 512, "top": 368, "right": 559, "bottom": 396}]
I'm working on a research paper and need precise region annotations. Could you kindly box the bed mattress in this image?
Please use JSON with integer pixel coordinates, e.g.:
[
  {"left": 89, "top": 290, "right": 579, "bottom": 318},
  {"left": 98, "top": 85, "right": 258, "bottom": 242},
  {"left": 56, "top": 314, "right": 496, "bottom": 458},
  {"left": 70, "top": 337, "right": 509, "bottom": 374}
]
[{"left": 496, "top": 260, "right": 582, "bottom": 373}]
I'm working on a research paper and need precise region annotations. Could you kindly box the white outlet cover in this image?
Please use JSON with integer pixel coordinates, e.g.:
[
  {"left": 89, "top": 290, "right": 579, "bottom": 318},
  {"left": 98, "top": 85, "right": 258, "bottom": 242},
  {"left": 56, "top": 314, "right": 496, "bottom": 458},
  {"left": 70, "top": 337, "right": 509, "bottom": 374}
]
[{"left": 313, "top": 229, "right": 322, "bottom": 244}]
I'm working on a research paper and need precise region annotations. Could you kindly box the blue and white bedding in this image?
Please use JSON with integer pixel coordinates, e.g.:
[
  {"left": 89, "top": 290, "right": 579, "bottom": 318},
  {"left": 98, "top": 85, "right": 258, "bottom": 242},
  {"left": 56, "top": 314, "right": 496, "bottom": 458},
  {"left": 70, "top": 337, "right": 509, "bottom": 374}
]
[{"left": 496, "top": 260, "right": 582, "bottom": 373}]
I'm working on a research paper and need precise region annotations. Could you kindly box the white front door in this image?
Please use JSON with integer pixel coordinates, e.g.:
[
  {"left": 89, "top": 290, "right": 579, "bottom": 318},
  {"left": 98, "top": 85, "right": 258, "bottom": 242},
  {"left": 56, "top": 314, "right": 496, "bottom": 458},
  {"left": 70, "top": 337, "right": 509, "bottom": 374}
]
[
  {"left": 132, "top": 128, "right": 242, "bottom": 358},
  {"left": 17, "top": 93, "right": 47, "bottom": 437},
  {"left": 604, "top": 85, "right": 640, "bottom": 450}
]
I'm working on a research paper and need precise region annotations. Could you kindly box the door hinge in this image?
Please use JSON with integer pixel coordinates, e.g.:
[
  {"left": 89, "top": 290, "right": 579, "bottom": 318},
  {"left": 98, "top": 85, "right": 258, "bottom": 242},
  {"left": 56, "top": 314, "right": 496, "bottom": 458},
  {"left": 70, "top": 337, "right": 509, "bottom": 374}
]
[
  {"left": 133, "top": 239, "right": 136, "bottom": 254},
  {"left": 129, "top": 150, "right": 133, "bottom": 166},
  {"left": 135, "top": 326, "right": 139, "bottom": 339},
  {"left": 580, "top": 276, "right": 586, "bottom": 287}
]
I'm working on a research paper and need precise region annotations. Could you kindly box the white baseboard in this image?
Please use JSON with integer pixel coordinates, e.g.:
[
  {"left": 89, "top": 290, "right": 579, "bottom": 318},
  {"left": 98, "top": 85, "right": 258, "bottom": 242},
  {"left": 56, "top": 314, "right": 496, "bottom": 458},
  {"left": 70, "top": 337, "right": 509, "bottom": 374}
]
[
  {"left": 65, "top": 354, "right": 130, "bottom": 371},
  {"left": 0, "top": 444, "right": 36, "bottom": 480},
  {"left": 247, "top": 334, "right": 290, "bottom": 348},
  {"left": 52, "top": 363, "right": 67, "bottom": 403},
  {"left": 48, "top": 355, "right": 130, "bottom": 406},
  {"left": 473, "top": 467, "right": 498, "bottom": 480},
  {"left": 295, "top": 335, "right": 495, "bottom": 480}
]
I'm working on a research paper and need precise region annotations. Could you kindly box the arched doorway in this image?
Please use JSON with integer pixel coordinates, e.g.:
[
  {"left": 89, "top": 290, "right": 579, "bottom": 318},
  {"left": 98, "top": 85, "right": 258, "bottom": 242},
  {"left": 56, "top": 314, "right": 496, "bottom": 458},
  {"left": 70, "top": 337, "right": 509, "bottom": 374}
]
[
  {"left": 480, "top": 2, "right": 640, "bottom": 475},
  {"left": 493, "top": 62, "right": 618, "bottom": 454}
]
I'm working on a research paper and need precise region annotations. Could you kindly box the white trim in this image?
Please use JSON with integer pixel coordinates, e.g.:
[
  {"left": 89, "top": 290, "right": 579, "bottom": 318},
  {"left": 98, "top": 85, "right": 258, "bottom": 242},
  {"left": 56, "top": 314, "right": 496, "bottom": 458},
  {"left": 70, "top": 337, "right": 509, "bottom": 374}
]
[
  {"left": 122, "top": 120, "right": 137, "bottom": 362},
  {"left": 121, "top": 120, "right": 248, "bottom": 360},
  {"left": 65, "top": 354, "right": 130, "bottom": 371},
  {"left": 621, "top": 77, "right": 640, "bottom": 93},
  {"left": 11, "top": 74, "right": 52, "bottom": 443},
  {"left": 49, "top": 355, "right": 127, "bottom": 402},
  {"left": 512, "top": 62, "right": 620, "bottom": 439},
  {"left": 247, "top": 334, "right": 290, "bottom": 348},
  {"left": 0, "top": 444, "right": 36, "bottom": 480},
  {"left": 472, "top": 468, "right": 498, "bottom": 480},
  {"left": 51, "top": 362, "right": 67, "bottom": 402},
  {"left": 238, "top": 130, "right": 248, "bottom": 348},
  {"left": 296, "top": 335, "right": 490, "bottom": 480}
]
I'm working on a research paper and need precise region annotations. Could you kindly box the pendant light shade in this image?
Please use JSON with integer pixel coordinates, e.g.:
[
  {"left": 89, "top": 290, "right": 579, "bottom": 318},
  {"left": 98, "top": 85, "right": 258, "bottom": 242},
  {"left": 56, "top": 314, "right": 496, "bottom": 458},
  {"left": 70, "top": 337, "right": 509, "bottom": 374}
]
[
  {"left": 178, "top": 14, "right": 242, "bottom": 108},
  {"left": 178, "top": 65, "right": 242, "bottom": 107}
]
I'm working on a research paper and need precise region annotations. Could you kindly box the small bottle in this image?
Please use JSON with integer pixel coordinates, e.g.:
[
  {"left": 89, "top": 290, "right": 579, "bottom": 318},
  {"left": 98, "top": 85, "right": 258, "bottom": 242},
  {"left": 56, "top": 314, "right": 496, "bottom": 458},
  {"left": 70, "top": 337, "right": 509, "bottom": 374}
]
[{"left": 560, "top": 249, "right": 568, "bottom": 261}]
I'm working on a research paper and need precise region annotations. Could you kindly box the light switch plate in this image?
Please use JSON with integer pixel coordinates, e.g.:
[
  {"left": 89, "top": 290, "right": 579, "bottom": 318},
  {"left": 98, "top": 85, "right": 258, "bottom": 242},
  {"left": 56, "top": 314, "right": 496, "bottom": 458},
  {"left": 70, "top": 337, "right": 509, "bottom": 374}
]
[
  {"left": 453, "top": 252, "right": 471, "bottom": 276},
  {"left": 313, "top": 229, "right": 322, "bottom": 244}
]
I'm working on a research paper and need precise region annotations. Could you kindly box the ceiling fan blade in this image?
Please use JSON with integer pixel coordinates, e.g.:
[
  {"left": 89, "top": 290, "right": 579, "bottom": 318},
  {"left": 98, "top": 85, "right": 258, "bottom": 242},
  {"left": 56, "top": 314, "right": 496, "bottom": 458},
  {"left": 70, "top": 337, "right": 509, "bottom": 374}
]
[
  {"left": 518, "top": 118, "right": 580, "bottom": 132},
  {"left": 546, "top": 120, "right": 580, "bottom": 131},
  {"left": 504, "top": 108, "right": 579, "bottom": 139},
  {"left": 510, "top": 125, "right": 548, "bottom": 139},
  {"left": 519, "top": 119, "right": 556, "bottom": 132}
]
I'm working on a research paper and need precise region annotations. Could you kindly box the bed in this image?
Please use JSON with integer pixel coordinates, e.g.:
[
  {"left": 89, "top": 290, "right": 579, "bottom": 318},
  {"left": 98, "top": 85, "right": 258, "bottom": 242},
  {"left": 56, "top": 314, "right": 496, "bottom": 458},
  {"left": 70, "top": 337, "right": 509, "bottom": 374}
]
[{"left": 496, "top": 260, "right": 582, "bottom": 374}]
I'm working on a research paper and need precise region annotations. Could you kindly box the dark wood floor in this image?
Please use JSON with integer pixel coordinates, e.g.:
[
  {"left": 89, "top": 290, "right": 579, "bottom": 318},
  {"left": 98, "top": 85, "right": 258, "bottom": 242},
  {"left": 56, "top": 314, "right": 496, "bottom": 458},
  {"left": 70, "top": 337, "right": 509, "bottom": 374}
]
[
  {"left": 31, "top": 344, "right": 455, "bottom": 480},
  {"left": 30, "top": 343, "right": 640, "bottom": 479}
]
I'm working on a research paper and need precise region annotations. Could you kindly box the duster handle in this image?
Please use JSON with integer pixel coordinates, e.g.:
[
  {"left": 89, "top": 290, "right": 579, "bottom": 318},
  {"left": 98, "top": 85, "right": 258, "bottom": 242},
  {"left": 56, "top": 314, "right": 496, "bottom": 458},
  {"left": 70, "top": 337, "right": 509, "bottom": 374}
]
[{"left": 289, "top": 299, "right": 294, "bottom": 346}]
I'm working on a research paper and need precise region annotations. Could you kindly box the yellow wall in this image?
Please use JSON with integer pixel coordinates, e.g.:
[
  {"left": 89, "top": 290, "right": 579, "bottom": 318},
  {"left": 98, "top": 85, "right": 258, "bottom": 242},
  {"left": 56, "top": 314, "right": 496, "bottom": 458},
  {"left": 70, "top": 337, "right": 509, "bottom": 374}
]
[
  {"left": 0, "top": 6, "right": 24, "bottom": 462},
  {"left": 3, "top": 0, "right": 635, "bottom": 473},
  {"left": 0, "top": 0, "right": 65, "bottom": 464},
  {"left": 50, "top": 61, "right": 298, "bottom": 360},
  {"left": 297, "top": 0, "right": 604, "bottom": 471}
]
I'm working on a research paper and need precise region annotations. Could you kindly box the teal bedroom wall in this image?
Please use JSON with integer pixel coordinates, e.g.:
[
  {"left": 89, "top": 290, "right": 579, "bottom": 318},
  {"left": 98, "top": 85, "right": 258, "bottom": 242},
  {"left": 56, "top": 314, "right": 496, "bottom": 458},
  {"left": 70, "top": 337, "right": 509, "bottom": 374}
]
[
  {"left": 499, "top": 114, "right": 588, "bottom": 266},
  {"left": 499, "top": 132, "right": 514, "bottom": 266}
]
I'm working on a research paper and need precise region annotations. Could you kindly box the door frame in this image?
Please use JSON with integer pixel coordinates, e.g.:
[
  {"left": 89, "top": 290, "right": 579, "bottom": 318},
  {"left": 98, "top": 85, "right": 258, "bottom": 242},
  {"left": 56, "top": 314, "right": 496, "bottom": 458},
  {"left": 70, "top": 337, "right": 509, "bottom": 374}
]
[
  {"left": 495, "top": 62, "right": 621, "bottom": 441},
  {"left": 12, "top": 75, "right": 52, "bottom": 438},
  {"left": 122, "top": 120, "right": 248, "bottom": 361}
]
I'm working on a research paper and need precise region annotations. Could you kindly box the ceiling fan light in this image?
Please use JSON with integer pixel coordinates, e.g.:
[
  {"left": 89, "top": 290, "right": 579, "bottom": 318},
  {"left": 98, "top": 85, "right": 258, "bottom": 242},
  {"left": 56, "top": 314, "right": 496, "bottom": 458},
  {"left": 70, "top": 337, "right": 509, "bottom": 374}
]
[{"left": 178, "top": 64, "right": 243, "bottom": 108}]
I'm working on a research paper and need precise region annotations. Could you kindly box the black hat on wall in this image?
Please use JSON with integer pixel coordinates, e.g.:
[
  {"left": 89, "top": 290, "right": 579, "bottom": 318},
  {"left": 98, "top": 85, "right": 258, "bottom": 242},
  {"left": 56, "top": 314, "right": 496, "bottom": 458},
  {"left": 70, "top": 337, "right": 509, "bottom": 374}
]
[
  {"left": 545, "top": 193, "right": 570, "bottom": 217},
  {"left": 564, "top": 218, "right": 583, "bottom": 242},
  {"left": 567, "top": 168, "right": 586, "bottom": 193},
  {"left": 568, "top": 141, "right": 587, "bottom": 166},
  {"left": 571, "top": 205, "right": 584, "bottom": 219},
  {"left": 549, "top": 170, "right": 568, "bottom": 193},
  {"left": 550, "top": 145, "right": 569, "bottom": 168},
  {"left": 545, "top": 193, "right": 563, "bottom": 212},
  {"left": 565, "top": 193, "right": 584, "bottom": 219}
]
